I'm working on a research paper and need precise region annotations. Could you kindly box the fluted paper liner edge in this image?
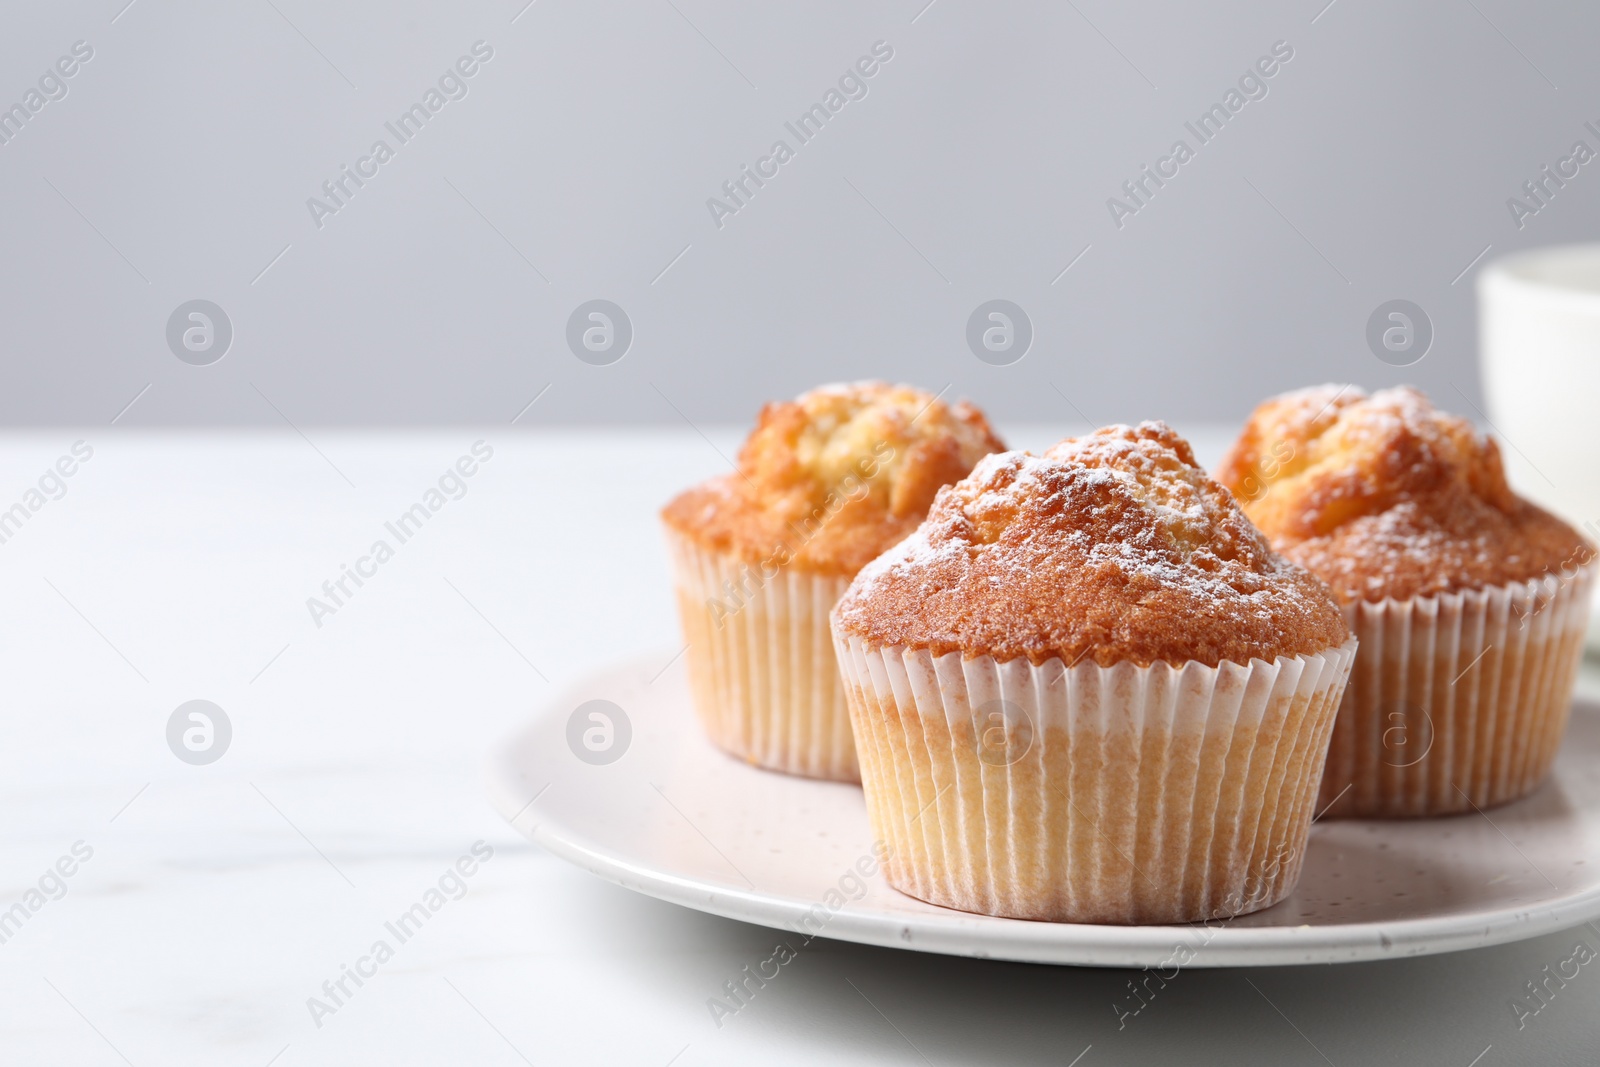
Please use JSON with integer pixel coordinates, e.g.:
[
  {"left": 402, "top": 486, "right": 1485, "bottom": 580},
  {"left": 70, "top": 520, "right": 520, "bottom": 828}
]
[
  {"left": 666, "top": 529, "right": 858, "bottom": 782},
  {"left": 832, "top": 633, "right": 1357, "bottom": 924},
  {"left": 1319, "top": 564, "right": 1594, "bottom": 818}
]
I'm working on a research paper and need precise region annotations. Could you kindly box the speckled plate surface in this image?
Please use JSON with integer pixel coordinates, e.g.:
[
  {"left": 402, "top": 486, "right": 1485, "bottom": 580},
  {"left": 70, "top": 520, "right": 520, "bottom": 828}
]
[{"left": 489, "top": 655, "right": 1600, "bottom": 967}]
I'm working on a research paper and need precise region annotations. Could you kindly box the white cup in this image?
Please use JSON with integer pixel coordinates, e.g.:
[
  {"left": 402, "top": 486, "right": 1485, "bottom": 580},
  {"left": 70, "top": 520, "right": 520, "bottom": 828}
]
[{"left": 1478, "top": 244, "right": 1600, "bottom": 645}]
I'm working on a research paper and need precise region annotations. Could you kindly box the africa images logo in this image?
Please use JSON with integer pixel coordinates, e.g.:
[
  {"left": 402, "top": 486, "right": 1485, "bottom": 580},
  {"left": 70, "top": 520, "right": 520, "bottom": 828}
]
[
  {"left": 305, "top": 42, "right": 495, "bottom": 230},
  {"left": 0, "top": 40, "right": 94, "bottom": 149},
  {"left": 1106, "top": 40, "right": 1294, "bottom": 229},
  {"left": 305, "top": 442, "right": 494, "bottom": 628},
  {"left": 1506, "top": 120, "right": 1600, "bottom": 230},
  {"left": 705, "top": 40, "right": 894, "bottom": 229}
]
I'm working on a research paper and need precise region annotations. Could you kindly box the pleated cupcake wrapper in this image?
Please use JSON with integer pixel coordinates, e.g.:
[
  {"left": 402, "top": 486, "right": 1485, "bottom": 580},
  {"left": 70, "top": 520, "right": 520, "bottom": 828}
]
[
  {"left": 1319, "top": 564, "right": 1595, "bottom": 818},
  {"left": 666, "top": 530, "right": 859, "bottom": 782},
  {"left": 832, "top": 634, "right": 1357, "bottom": 925}
]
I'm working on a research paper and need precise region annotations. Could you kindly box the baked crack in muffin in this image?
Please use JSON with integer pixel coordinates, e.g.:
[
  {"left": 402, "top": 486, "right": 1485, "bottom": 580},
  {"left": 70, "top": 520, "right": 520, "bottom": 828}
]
[
  {"left": 1217, "top": 385, "right": 1596, "bottom": 816},
  {"left": 662, "top": 382, "right": 1004, "bottom": 781},
  {"left": 831, "top": 422, "right": 1355, "bottom": 923}
]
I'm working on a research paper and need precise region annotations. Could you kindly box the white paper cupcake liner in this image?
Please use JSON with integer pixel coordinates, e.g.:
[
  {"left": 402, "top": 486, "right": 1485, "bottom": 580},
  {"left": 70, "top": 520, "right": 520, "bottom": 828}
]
[
  {"left": 666, "top": 530, "right": 858, "bottom": 782},
  {"left": 1318, "top": 564, "right": 1595, "bottom": 818},
  {"left": 832, "top": 633, "right": 1357, "bottom": 924}
]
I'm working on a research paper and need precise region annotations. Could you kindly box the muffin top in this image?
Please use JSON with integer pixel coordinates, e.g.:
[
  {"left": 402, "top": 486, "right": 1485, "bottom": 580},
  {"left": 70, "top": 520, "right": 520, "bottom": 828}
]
[
  {"left": 832, "top": 421, "right": 1349, "bottom": 668},
  {"left": 1214, "top": 385, "right": 1594, "bottom": 604},
  {"left": 661, "top": 382, "right": 1006, "bottom": 575}
]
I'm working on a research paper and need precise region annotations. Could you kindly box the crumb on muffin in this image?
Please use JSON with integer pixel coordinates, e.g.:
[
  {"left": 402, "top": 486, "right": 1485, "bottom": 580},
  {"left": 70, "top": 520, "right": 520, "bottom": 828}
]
[
  {"left": 661, "top": 382, "right": 1006, "bottom": 575},
  {"left": 1214, "top": 385, "right": 1595, "bottom": 604},
  {"left": 831, "top": 421, "right": 1349, "bottom": 668}
]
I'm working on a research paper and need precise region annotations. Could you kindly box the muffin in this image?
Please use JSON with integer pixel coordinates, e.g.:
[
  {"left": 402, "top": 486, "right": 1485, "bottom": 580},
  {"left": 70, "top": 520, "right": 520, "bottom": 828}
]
[
  {"left": 830, "top": 422, "right": 1356, "bottom": 924},
  {"left": 661, "top": 382, "right": 1004, "bottom": 782},
  {"left": 1216, "top": 385, "right": 1596, "bottom": 817}
]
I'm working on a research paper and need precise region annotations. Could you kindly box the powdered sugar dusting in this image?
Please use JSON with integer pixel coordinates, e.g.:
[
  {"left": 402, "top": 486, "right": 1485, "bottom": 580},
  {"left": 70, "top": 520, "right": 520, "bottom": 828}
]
[
  {"left": 1219, "top": 384, "right": 1593, "bottom": 603},
  {"left": 838, "top": 422, "right": 1349, "bottom": 668}
]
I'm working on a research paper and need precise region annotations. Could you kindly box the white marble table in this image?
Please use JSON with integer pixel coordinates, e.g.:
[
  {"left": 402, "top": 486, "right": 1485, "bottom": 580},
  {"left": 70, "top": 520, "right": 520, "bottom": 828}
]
[{"left": 2, "top": 426, "right": 1597, "bottom": 1066}]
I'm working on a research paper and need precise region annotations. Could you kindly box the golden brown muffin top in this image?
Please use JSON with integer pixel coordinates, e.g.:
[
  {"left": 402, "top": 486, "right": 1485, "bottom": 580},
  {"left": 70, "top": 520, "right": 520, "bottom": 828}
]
[
  {"left": 1215, "top": 385, "right": 1594, "bottom": 604},
  {"left": 832, "top": 421, "right": 1349, "bottom": 668},
  {"left": 661, "top": 382, "right": 1006, "bottom": 576}
]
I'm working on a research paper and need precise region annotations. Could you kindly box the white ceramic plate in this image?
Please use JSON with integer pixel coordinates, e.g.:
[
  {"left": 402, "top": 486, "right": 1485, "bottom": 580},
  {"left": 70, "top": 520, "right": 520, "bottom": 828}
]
[{"left": 488, "top": 655, "right": 1600, "bottom": 968}]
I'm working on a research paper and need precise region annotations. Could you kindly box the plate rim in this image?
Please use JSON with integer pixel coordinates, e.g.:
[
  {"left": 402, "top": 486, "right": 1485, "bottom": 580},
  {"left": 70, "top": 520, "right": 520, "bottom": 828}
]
[{"left": 487, "top": 660, "right": 1600, "bottom": 969}]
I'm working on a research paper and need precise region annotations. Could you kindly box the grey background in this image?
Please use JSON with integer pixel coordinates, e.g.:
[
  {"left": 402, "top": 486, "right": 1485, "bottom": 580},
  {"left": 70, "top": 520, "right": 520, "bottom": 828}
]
[{"left": 3, "top": 0, "right": 1598, "bottom": 427}]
